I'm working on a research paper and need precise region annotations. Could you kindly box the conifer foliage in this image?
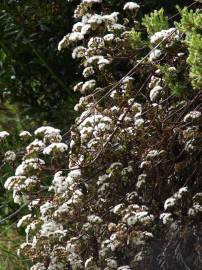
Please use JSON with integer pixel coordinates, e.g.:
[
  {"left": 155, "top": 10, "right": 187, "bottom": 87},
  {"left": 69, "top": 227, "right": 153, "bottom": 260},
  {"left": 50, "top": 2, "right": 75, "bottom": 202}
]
[{"left": 1, "top": 1, "right": 202, "bottom": 269}]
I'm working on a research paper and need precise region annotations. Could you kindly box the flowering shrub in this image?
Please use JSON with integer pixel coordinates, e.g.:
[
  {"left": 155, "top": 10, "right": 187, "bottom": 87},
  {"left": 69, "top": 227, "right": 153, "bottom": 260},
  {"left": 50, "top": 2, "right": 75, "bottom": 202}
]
[{"left": 1, "top": 1, "right": 202, "bottom": 269}]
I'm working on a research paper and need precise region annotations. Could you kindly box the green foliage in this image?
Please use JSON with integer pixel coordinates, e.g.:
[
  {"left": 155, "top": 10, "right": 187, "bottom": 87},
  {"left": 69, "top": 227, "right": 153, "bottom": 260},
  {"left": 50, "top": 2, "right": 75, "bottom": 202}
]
[
  {"left": 142, "top": 8, "right": 169, "bottom": 36},
  {"left": 0, "top": 0, "right": 78, "bottom": 129},
  {"left": 176, "top": 7, "right": 202, "bottom": 90},
  {"left": 126, "top": 29, "right": 147, "bottom": 51},
  {"left": 0, "top": 226, "right": 30, "bottom": 270},
  {"left": 159, "top": 65, "right": 190, "bottom": 96}
]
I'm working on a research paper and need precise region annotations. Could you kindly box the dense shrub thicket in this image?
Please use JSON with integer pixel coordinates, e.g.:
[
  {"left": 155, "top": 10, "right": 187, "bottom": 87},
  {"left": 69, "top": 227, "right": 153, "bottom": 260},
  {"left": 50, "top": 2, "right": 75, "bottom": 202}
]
[
  {"left": 0, "top": 2, "right": 79, "bottom": 268},
  {"left": 0, "top": 1, "right": 202, "bottom": 270}
]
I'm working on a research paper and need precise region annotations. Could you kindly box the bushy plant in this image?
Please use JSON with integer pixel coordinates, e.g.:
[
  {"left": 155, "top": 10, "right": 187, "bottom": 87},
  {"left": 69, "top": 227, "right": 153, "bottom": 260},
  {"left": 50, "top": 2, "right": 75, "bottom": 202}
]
[{"left": 1, "top": 1, "right": 202, "bottom": 270}]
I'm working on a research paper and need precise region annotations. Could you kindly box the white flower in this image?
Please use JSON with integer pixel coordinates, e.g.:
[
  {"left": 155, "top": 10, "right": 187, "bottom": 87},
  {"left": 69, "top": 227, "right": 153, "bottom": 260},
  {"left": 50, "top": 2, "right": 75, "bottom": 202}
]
[
  {"left": 123, "top": 2, "right": 140, "bottom": 11},
  {"left": 87, "top": 55, "right": 104, "bottom": 64},
  {"left": 175, "top": 186, "right": 188, "bottom": 199},
  {"left": 19, "top": 131, "right": 32, "bottom": 138},
  {"left": 69, "top": 32, "right": 84, "bottom": 42},
  {"left": 72, "top": 46, "right": 86, "bottom": 59},
  {"left": 98, "top": 58, "right": 110, "bottom": 70},
  {"left": 108, "top": 23, "right": 126, "bottom": 32},
  {"left": 134, "top": 118, "right": 144, "bottom": 128},
  {"left": 24, "top": 176, "right": 38, "bottom": 189},
  {"left": 84, "top": 257, "right": 94, "bottom": 268},
  {"left": 58, "top": 35, "right": 69, "bottom": 51},
  {"left": 4, "top": 151, "right": 16, "bottom": 162},
  {"left": 117, "top": 266, "right": 131, "bottom": 270},
  {"left": 30, "top": 263, "right": 46, "bottom": 270},
  {"left": 81, "top": 24, "right": 91, "bottom": 35},
  {"left": 88, "top": 14, "right": 103, "bottom": 26},
  {"left": 43, "top": 143, "right": 68, "bottom": 155},
  {"left": 183, "top": 111, "right": 201, "bottom": 122},
  {"left": 15, "top": 158, "right": 45, "bottom": 176},
  {"left": 110, "top": 106, "right": 119, "bottom": 113},
  {"left": 81, "top": 80, "right": 96, "bottom": 93},
  {"left": 104, "top": 33, "right": 115, "bottom": 42},
  {"left": 88, "top": 215, "right": 103, "bottom": 223},
  {"left": 48, "top": 258, "right": 65, "bottom": 270},
  {"left": 110, "top": 162, "right": 123, "bottom": 169},
  {"left": 149, "top": 49, "right": 162, "bottom": 61},
  {"left": 82, "top": 66, "right": 94, "bottom": 78},
  {"left": 103, "top": 12, "right": 119, "bottom": 24},
  {"left": 88, "top": 37, "right": 104, "bottom": 48},
  {"left": 112, "top": 204, "right": 125, "bottom": 215},
  {"left": 40, "top": 201, "right": 54, "bottom": 218},
  {"left": 17, "top": 214, "right": 32, "bottom": 228},
  {"left": 178, "top": 52, "right": 185, "bottom": 57},
  {"left": 164, "top": 197, "right": 176, "bottom": 210},
  {"left": 127, "top": 215, "right": 137, "bottom": 226},
  {"left": 44, "top": 133, "right": 62, "bottom": 144},
  {"left": 50, "top": 171, "right": 67, "bottom": 194},
  {"left": 188, "top": 203, "right": 202, "bottom": 217},
  {"left": 74, "top": 81, "right": 84, "bottom": 92},
  {"left": 54, "top": 203, "right": 70, "bottom": 217},
  {"left": 68, "top": 169, "right": 81, "bottom": 179},
  {"left": 168, "top": 66, "right": 176, "bottom": 72},
  {"left": 127, "top": 211, "right": 154, "bottom": 226},
  {"left": 26, "top": 139, "right": 45, "bottom": 154},
  {"left": 106, "top": 258, "right": 118, "bottom": 268},
  {"left": 34, "top": 126, "right": 60, "bottom": 137},
  {"left": 136, "top": 174, "right": 147, "bottom": 189},
  {"left": 149, "top": 85, "right": 163, "bottom": 102},
  {"left": 28, "top": 199, "right": 40, "bottom": 209},
  {"left": 160, "top": 213, "right": 173, "bottom": 224},
  {"left": 72, "top": 22, "right": 84, "bottom": 32},
  {"left": 0, "top": 131, "right": 9, "bottom": 140},
  {"left": 40, "top": 221, "right": 63, "bottom": 237},
  {"left": 146, "top": 150, "right": 160, "bottom": 160},
  {"left": 150, "top": 28, "right": 177, "bottom": 44},
  {"left": 4, "top": 176, "right": 26, "bottom": 190}
]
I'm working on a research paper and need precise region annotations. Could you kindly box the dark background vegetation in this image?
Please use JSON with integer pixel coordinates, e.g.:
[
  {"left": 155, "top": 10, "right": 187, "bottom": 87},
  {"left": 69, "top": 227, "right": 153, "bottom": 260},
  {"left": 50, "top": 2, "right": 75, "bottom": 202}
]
[{"left": 0, "top": 0, "right": 80, "bottom": 131}]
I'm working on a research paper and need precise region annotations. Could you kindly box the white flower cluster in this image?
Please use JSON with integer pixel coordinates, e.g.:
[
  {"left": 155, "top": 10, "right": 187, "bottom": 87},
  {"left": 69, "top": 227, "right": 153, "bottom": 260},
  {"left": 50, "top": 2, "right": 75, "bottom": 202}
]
[
  {"left": 183, "top": 110, "right": 201, "bottom": 122},
  {"left": 150, "top": 28, "right": 180, "bottom": 44},
  {"left": 0, "top": 131, "right": 9, "bottom": 141},
  {"left": 123, "top": 2, "right": 140, "bottom": 11}
]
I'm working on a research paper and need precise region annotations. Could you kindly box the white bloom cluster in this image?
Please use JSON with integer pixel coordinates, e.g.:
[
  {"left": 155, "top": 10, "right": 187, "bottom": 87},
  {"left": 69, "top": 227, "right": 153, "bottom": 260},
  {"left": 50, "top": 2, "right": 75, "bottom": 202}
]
[
  {"left": 123, "top": 2, "right": 140, "bottom": 11},
  {"left": 30, "top": 263, "right": 46, "bottom": 270},
  {"left": 160, "top": 213, "right": 173, "bottom": 225},
  {"left": 0, "top": 131, "right": 9, "bottom": 141},
  {"left": 4, "top": 176, "right": 26, "bottom": 191},
  {"left": 4, "top": 150, "right": 16, "bottom": 162},
  {"left": 43, "top": 143, "right": 68, "bottom": 155},
  {"left": 149, "top": 48, "right": 162, "bottom": 61},
  {"left": 72, "top": 46, "right": 86, "bottom": 59},
  {"left": 34, "top": 126, "right": 60, "bottom": 137},
  {"left": 149, "top": 85, "right": 163, "bottom": 102},
  {"left": 164, "top": 187, "right": 188, "bottom": 210},
  {"left": 183, "top": 110, "right": 201, "bottom": 122},
  {"left": 26, "top": 139, "right": 45, "bottom": 154},
  {"left": 17, "top": 214, "right": 32, "bottom": 228},
  {"left": 19, "top": 131, "right": 32, "bottom": 139},
  {"left": 150, "top": 28, "right": 179, "bottom": 44},
  {"left": 15, "top": 158, "right": 45, "bottom": 176}
]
